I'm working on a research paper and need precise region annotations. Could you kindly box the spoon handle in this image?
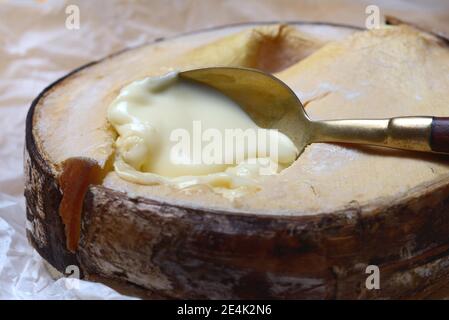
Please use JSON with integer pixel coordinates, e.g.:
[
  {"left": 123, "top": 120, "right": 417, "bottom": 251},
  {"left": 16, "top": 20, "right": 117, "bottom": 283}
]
[
  {"left": 430, "top": 117, "right": 449, "bottom": 153},
  {"left": 311, "top": 116, "right": 449, "bottom": 154}
]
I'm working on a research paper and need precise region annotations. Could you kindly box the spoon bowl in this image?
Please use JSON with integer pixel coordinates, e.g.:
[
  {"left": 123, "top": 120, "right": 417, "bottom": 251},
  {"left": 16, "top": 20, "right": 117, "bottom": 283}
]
[{"left": 180, "top": 67, "right": 312, "bottom": 155}]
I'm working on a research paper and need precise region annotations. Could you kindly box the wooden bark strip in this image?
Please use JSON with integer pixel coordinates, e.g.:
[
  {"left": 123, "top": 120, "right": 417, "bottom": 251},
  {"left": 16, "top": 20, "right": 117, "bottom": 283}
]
[{"left": 77, "top": 180, "right": 449, "bottom": 299}]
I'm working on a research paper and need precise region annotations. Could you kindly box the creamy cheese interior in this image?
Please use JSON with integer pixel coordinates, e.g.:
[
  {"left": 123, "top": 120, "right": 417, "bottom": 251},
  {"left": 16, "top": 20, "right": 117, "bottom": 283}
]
[{"left": 107, "top": 72, "right": 298, "bottom": 197}]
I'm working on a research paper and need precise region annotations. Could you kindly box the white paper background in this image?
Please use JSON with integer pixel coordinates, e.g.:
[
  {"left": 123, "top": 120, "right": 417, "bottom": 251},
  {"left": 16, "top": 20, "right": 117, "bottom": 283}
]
[{"left": 0, "top": 0, "right": 447, "bottom": 300}]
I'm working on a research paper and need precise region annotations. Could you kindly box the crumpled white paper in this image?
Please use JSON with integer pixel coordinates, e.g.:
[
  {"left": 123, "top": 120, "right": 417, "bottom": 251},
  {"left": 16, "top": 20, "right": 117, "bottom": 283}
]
[{"left": 0, "top": 192, "right": 135, "bottom": 299}]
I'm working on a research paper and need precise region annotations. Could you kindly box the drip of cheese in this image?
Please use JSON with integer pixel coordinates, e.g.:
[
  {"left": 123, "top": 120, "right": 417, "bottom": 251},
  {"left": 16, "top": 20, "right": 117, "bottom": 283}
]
[{"left": 107, "top": 72, "right": 298, "bottom": 198}]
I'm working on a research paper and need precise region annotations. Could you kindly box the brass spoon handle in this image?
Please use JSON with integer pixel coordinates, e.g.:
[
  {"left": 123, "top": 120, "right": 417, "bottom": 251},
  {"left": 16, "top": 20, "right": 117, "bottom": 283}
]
[{"left": 311, "top": 116, "right": 449, "bottom": 154}]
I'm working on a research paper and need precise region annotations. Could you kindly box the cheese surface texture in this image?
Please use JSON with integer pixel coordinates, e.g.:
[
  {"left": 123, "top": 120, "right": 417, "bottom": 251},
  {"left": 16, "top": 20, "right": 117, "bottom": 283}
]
[
  {"left": 35, "top": 24, "right": 449, "bottom": 213},
  {"left": 107, "top": 71, "right": 298, "bottom": 197}
]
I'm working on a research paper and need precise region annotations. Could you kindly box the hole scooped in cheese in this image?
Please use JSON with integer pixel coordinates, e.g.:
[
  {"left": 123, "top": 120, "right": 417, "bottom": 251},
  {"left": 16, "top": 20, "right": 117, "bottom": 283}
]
[{"left": 107, "top": 72, "right": 298, "bottom": 199}]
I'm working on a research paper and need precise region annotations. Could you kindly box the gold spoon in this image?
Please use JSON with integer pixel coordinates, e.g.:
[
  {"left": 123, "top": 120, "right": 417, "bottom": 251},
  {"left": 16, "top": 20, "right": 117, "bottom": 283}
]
[{"left": 180, "top": 67, "right": 449, "bottom": 156}]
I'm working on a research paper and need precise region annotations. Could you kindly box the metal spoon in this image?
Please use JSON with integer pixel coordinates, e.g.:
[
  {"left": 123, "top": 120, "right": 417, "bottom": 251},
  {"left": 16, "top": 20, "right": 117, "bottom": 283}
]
[{"left": 180, "top": 67, "right": 449, "bottom": 156}]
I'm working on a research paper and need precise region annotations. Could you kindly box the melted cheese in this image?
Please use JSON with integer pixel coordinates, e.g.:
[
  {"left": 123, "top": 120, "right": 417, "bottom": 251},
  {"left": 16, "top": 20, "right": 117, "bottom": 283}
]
[{"left": 107, "top": 72, "right": 298, "bottom": 198}]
